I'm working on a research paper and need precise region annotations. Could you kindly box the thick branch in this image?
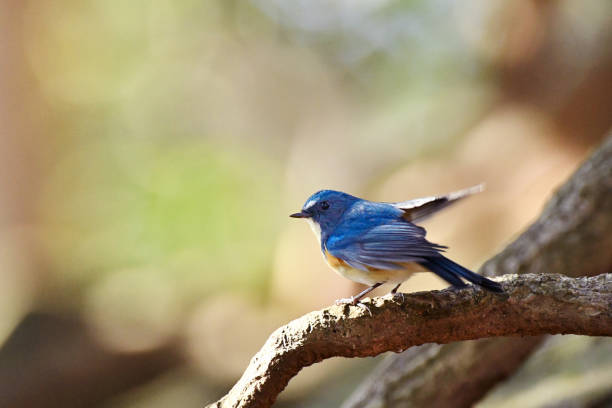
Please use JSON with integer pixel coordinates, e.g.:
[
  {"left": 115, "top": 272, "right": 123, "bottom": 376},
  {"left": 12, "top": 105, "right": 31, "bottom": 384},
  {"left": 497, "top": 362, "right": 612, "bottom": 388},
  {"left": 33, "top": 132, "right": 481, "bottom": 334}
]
[{"left": 206, "top": 273, "right": 612, "bottom": 408}]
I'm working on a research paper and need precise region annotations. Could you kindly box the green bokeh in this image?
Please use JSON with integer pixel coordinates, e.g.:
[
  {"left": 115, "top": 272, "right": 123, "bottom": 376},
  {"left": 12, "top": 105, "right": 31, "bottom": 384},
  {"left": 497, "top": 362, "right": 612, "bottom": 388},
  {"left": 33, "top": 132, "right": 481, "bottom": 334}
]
[{"left": 39, "top": 138, "right": 282, "bottom": 300}]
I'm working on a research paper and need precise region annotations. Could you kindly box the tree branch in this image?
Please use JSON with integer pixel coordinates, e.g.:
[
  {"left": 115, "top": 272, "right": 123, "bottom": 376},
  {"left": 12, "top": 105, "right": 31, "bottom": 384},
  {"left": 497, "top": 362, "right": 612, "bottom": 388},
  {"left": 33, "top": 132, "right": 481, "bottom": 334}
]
[
  {"left": 343, "top": 133, "right": 612, "bottom": 408},
  {"left": 206, "top": 273, "right": 612, "bottom": 408},
  {"left": 207, "top": 134, "right": 612, "bottom": 408}
]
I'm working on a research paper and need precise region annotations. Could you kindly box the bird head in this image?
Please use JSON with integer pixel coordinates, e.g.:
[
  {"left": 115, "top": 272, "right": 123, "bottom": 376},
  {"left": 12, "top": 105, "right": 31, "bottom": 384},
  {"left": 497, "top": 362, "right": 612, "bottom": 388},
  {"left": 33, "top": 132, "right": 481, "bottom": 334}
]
[{"left": 290, "top": 190, "right": 358, "bottom": 238}]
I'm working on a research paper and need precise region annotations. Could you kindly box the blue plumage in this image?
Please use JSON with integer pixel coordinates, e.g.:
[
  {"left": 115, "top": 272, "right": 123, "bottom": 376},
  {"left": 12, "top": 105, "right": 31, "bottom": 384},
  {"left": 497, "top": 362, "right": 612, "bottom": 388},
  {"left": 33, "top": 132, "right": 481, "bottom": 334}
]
[{"left": 290, "top": 186, "right": 503, "bottom": 305}]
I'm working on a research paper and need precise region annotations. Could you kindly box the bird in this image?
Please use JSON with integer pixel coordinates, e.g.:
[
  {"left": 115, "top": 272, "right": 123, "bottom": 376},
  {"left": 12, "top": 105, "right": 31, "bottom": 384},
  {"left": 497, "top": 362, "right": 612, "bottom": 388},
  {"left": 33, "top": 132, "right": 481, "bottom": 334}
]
[{"left": 290, "top": 185, "right": 502, "bottom": 307}]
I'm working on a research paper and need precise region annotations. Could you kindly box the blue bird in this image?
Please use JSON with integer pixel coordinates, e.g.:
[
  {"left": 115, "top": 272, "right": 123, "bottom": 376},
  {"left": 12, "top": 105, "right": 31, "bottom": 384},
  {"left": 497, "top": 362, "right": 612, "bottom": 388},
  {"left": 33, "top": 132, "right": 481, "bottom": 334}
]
[{"left": 290, "top": 185, "right": 502, "bottom": 306}]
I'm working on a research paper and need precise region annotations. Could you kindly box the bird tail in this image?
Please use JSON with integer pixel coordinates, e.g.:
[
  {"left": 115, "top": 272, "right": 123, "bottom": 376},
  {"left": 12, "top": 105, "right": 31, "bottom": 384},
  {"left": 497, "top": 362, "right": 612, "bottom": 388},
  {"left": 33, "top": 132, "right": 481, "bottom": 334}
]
[{"left": 418, "top": 256, "right": 503, "bottom": 293}]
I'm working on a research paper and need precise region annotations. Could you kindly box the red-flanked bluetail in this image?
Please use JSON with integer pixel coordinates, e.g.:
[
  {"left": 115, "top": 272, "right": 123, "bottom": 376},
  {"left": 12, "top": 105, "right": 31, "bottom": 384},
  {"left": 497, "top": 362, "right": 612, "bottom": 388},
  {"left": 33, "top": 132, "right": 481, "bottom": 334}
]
[{"left": 290, "top": 185, "right": 503, "bottom": 306}]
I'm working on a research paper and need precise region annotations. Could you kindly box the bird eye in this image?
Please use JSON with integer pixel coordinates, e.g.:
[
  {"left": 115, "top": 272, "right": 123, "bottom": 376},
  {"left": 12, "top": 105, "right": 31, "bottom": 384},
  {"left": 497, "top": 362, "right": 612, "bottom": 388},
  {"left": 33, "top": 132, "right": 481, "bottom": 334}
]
[{"left": 320, "top": 201, "right": 330, "bottom": 210}]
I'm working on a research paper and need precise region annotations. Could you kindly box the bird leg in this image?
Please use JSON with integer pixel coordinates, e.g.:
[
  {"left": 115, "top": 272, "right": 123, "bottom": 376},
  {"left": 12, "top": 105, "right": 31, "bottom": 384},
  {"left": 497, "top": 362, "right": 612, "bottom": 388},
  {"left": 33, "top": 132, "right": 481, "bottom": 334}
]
[
  {"left": 389, "top": 283, "right": 404, "bottom": 301},
  {"left": 335, "top": 282, "right": 383, "bottom": 307}
]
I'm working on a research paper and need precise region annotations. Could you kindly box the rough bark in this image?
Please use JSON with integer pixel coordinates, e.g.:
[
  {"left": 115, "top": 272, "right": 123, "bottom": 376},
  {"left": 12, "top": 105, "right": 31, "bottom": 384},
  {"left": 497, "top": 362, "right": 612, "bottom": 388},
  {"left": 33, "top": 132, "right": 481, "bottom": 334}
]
[
  {"left": 206, "top": 273, "right": 612, "bottom": 408},
  {"left": 343, "top": 134, "right": 612, "bottom": 408}
]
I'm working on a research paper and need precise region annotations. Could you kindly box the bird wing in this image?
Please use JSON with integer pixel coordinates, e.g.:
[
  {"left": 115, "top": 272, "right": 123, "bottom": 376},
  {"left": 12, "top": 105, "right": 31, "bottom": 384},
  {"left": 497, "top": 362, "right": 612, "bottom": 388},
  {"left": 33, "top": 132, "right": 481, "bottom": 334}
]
[
  {"left": 391, "top": 184, "right": 484, "bottom": 222},
  {"left": 325, "top": 221, "right": 446, "bottom": 271}
]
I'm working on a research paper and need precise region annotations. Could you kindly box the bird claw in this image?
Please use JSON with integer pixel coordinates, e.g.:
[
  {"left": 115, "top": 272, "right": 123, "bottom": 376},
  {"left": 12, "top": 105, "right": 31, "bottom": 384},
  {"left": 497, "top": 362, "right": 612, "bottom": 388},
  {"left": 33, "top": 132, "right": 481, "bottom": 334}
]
[
  {"left": 356, "top": 302, "right": 372, "bottom": 316},
  {"left": 335, "top": 297, "right": 372, "bottom": 316},
  {"left": 335, "top": 297, "right": 357, "bottom": 306},
  {"left": 390, "top": 291, "right": 405, "bottom": 302}
]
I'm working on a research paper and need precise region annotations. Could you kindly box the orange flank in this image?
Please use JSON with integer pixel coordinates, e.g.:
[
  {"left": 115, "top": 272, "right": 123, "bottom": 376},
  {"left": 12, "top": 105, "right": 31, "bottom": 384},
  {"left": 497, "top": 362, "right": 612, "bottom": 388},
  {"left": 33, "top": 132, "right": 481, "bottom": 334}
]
[
  {"left": 324, "top": 250, "right": 348, "bottom": 268},
  {"left": 322, "top": 249, "right": 425, "bottom": 286}
]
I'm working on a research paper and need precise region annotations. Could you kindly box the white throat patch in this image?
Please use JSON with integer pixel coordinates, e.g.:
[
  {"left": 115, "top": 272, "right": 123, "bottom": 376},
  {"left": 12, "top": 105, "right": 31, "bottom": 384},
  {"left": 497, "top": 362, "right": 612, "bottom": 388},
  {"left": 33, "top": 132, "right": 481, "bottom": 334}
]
[{"left": 306, "top": 218, "right": 322, "bottom": 244}]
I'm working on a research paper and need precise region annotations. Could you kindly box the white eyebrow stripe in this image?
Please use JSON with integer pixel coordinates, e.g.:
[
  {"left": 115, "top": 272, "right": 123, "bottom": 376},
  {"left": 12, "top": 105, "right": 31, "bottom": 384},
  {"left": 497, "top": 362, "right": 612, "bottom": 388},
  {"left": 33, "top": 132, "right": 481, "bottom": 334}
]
[{"left": 304, "top": 199, "right": 317, "bottom": 210}]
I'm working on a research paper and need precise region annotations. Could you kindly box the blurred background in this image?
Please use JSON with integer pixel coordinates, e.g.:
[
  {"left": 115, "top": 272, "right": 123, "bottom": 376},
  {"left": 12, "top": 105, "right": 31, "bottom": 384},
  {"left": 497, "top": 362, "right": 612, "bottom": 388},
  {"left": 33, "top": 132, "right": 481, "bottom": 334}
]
[{"left": 1, "top": 0, "right": 611, "bottom": 407}]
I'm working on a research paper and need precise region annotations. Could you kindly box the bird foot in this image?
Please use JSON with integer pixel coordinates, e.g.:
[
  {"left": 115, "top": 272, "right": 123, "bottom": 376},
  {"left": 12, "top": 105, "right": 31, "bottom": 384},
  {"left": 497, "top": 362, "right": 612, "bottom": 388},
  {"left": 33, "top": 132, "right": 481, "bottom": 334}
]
[
  {"left": 389, "top": 291, "right": 405, "bottom": 302},
  {"left": 335, "top": 296, "right": 357, "bottom": 306},
  {"left": 335, "top": 297, "right": 372, "bottom": 316}
]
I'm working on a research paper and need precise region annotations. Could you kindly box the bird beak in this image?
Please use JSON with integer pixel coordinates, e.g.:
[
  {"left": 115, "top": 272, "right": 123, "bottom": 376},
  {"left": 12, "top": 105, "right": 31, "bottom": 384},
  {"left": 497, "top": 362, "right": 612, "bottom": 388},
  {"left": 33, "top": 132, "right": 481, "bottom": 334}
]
[{"left": 290, "top": 211, "right": 311, "bottom": 218}]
